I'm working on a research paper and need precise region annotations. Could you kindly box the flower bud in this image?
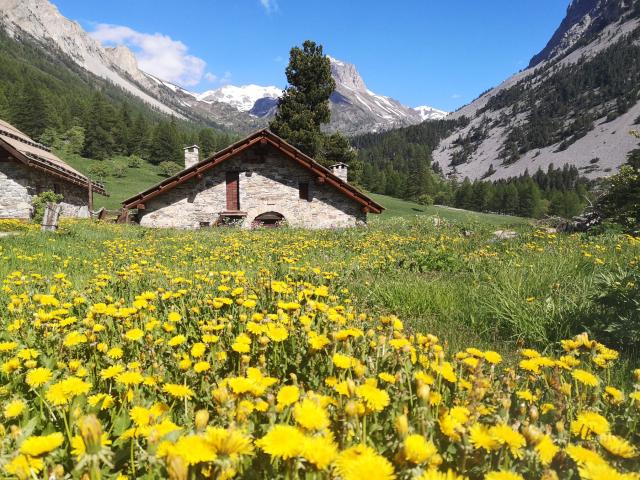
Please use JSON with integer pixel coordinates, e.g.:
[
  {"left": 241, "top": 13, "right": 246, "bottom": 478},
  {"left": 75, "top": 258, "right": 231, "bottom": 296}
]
[
  {"left": 394, "top": 414, "right": 409, "bottom": 438},
  {"left": 79, "top": 414, "right": 103, "bottom": 455},
  {"left": 167, "top": 454, "right": 188, "bottom": 480},
  {"left": 345, "top": 400, "right": 359, "bottom": 417},
  {"left": 195, "top": 410, "right": 209, "bottom": 431},
  {"left": 212, "top": 386, "right": 229, "bottom": 404}
]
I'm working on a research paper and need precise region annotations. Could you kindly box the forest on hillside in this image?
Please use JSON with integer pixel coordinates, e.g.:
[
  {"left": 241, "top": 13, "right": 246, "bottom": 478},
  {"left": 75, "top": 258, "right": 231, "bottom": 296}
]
[
  {"left": 0, "top": 30, "right": 236, "bottom": 178},
  {"left": 352, "top": 119, "right": 594, "bottom": 219}
]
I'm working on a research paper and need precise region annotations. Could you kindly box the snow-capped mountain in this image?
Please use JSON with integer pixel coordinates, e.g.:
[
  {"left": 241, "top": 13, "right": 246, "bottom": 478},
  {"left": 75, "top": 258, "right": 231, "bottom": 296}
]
[
  {"left": 196, "top": 85, "right": 282, "bottom": 112},
  {"left": 414, "top": 106, "right": 448, "bottom": 121},
  {"left": 0, "top": 0, "right": 444, "bottom": 136},
  {"left": 326, "top": 56, "right": 424, "bottom": 135}
]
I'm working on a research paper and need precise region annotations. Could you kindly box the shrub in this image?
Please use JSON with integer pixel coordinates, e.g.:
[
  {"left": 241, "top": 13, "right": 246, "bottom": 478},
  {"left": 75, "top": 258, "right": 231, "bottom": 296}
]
[
  {"left": 111, "top": 162, "right": 127, "bottom": 178},
  {"left": 589, "top": 267, "right": 640, "bottom": 353},
  {"left": 87, "top": 163, "right": 111, "bottom": 182},
  {"left": 159, "top": 160, "right": 182, "bottom": 177},
  {"left": 31, "top": 190, "right": 63, "bottom": 223},
  {"left": 126, "top": 155, "right": 143, "bottom": 168}
]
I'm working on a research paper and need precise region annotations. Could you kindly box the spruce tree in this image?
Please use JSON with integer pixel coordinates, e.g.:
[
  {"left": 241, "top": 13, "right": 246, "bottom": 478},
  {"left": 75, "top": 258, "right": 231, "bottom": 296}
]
[
  {"left": 83, "top": 92, "right": 116, "bottom": 160},
  {"left": 12, "top": 82, "right": 48, "bottom": 138},
  {"left": 270, "top": 40, "right": 334, "bottom": 159},
  {"left": 270, "top": 40, "right": 357, "bottom": 170}
]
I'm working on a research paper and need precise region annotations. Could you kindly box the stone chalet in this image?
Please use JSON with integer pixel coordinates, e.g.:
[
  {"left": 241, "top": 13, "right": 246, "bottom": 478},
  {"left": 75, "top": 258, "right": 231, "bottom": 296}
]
[
  {"left": 0, "top": 119, "right": 106, "bottom": 219},
  {"left": 121, "top": 129, "right": 384, "bottom": 229}
]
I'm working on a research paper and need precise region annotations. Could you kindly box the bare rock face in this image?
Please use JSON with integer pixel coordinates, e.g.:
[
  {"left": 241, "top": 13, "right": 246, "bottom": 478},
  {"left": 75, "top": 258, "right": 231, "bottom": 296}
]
[{"left": 529, "top": 0, "right": 634, "bottom": 67}]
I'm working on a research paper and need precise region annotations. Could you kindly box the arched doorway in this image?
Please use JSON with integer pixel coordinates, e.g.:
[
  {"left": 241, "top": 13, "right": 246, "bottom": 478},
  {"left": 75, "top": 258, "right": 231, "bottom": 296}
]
[{"left": 252, "top": 211, "right": 285, "bottom": 228}]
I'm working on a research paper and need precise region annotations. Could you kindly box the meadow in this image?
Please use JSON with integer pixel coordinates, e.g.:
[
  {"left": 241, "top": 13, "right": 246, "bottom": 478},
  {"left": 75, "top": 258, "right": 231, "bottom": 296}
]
[{"left": 0, "top": 216, "right": 638, "bottom": 479}]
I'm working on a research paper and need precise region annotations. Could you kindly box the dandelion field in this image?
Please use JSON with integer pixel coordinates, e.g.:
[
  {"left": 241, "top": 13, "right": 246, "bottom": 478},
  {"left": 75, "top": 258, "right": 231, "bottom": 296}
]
[{"left": 0, "top": 218, "right": 639, "bottom": 479}]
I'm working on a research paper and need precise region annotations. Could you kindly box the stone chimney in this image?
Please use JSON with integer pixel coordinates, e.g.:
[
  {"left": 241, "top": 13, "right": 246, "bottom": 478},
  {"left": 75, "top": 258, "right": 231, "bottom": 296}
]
[
  {"left": 330, "top": 163, "right": 348, "bottom": 183},
  {"left": 184, "top": 145, "right": 199, "bottom": 169}
]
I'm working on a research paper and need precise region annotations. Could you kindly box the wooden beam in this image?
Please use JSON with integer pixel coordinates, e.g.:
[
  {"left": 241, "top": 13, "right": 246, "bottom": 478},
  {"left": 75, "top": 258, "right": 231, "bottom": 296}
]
[{"left": 136, "top": 203, "right": 146, "bottom": 210}]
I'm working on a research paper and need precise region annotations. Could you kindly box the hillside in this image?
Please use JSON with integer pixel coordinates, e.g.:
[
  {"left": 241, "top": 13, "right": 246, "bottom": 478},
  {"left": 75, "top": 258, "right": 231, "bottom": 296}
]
[{"left": 432, "top": 0, "right": 640, "bottom": 181}]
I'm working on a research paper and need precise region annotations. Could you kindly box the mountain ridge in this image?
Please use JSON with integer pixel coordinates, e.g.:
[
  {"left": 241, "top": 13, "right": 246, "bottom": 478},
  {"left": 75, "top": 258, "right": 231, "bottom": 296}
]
[{"left": 432, "top": 0, "right": 640, "bottom": 181}]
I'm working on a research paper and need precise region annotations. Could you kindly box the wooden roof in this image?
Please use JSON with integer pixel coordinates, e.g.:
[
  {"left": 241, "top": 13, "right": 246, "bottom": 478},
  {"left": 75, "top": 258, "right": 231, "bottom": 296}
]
[
  {"left": 0, "top": 119, "right": 107, "bottom": 196},
  {"left": 122, "top": 129, "right": 384, "bottom": 214}
]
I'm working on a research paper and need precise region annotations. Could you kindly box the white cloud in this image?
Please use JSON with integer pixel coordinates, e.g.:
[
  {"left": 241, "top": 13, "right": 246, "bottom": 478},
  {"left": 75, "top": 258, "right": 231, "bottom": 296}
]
[
  {"left": 451, "top": 93, "right": 462, "bottom": 99},
  {"left": 259, "top": 0, "right": 279, "bottom": 13},
  {"left": 204, "top": 72, "right": 218, "bottom": 83},
  {"left": 90, "top": 24, "right": 208, "bottom": 87}
]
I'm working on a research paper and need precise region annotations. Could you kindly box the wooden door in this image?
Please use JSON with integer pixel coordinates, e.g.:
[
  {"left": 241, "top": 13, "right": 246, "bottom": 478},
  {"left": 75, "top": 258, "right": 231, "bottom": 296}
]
[{"left": 226, "top": 171, "right": 239, "bottom": 211}]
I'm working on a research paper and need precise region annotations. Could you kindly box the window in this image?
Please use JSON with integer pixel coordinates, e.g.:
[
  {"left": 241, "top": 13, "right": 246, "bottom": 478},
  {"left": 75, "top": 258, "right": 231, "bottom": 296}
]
[
  {"left": 225, "top": 171, "right": 240, "bottom": 211},
  {"left": 299, "top": 182, "right": 310, "bottom": 201},
  {"left": 53, "top": 184, "right": 61, "bottom": 195}
]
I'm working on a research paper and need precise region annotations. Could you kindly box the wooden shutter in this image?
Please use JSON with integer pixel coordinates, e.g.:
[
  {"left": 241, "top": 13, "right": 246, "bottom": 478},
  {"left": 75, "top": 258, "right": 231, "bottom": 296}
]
[
  {"left": 226, "top": 171, "right": 239, "bottom": 211},
  {"left": 299, "top": 182, "right": 309, "bottom": 201}
]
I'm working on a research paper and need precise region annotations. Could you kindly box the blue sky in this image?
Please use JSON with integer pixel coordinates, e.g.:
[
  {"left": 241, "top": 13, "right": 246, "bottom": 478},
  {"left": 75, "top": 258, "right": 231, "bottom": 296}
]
[{"left": 54, "top": 0, "right": 570, "bottom": 112}]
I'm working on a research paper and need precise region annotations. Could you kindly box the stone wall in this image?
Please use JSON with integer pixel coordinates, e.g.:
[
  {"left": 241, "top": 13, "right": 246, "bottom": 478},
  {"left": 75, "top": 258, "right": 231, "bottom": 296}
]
[
  {"left": 139, "top": 147, "right": 367, "bottom": 229},
  {"left": 0, "top": 156, "right": 90, "bottom": 219}
]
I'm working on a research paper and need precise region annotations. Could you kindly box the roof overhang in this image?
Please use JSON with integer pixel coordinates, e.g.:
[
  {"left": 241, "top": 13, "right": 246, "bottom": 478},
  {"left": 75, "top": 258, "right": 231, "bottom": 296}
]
[
  {"left": 122, "top": 129, "right": 384, "bottom": 214},
  {"left": 0, "top": 137, "right": 107, "bottom": 196}
]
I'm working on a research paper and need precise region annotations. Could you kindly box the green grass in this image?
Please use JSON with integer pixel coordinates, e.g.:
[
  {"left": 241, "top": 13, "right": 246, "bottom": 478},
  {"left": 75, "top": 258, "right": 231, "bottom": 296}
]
[
  {"left": 369, "top": 193, "right": 529, "bottom": 226},
  {"left": 1, "top": 216, "right": 637, "bottom": 370},
  {"left": 60, "top": 153, "right": 167, "bottom": 210}
]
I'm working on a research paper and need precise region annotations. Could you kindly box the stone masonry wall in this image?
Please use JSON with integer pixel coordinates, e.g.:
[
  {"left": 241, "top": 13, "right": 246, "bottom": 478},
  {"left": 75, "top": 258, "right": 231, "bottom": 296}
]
[
  {"left": 139, "top": 147, "right": 367, "bottom": 229},
  {"left": 0, "top": 156, "right": 90, "bottom": 219}
]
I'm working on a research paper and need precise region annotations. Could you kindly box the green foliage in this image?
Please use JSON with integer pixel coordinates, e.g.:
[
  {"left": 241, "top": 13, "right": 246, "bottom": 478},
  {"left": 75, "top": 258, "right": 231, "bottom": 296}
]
[
  {"left": 111, "top": 162, "right": 128, "bottom": 178},
  {"left": 148, "top": 118, "right": 183, "bottom": 165},
  {"left": 31, "top": 191, "right": 63, "bottom": 223},
  {"left": 595, "top": 165, "right": 640, "bottom": 233},
  {"left": 589, "top": 268, "right": 640, "bottom": 354},
  {"left": 86, "top": 163, "right": 112, "bottom": 182},
  {"left": 158, "top": 160, "right": 182, "bottom": 177},
  {"left": 126, "top": 155, "right": 143, "bottom": 168},
  {"left": 269, "top": 41, "right": 356, "bottom": 170},
  {"left": 270, "top": 40, "right": 334, "bottom": 160}
]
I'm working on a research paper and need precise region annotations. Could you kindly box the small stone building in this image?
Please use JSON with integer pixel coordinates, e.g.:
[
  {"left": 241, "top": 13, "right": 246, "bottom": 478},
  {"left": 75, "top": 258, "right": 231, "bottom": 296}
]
[
  {"left": 0, "top": 119, "right": 106, "bottom": 219},
  {"left": 122, "top": 129, "right": 383, "bottom": 229}
]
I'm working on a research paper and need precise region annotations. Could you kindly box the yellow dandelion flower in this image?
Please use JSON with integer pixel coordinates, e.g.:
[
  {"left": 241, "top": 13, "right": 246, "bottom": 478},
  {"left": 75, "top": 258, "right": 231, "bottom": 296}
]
[
  {"left": 599, "top": 434, "right": 637, "bottom": 459},
  {"left": 355, "top": 383, "right": 390, "bottom": 412},
  {"left": 489, "top": 424, "right": 526, "bottom": 457},
  {"left": 276, "top": 385, "right": 300, "bottom": 407},
  {"left": 300, "top": 433, "right": 338, "bottom": 469},
  {"left": 403, "top": 434, "right": 439, "bottom": 465},
  {"left": 124, "top": 328, "right": 144, "bottom": 341},
  {"left": 20, "top": 432, "right": 64, "bottom": 456},
  {"left": 572, "top": 369, "right": 599, "bottom": 387},
  {"left": 115, "top": 371, "right": 144, "bottom": 387},
  {"left": 294, "top": 398, "right": 330, "bottom": 431},
  {"left": 335, "top": 444, "right": 396, "bottom": 480},
  {"left": 570, "top": 411, "right": 610, "bottom": 439},
  {"left": 535, "top": 435, "right": 559, "bottom": 466},
  {"left": 4, "top": 399, "right": 26, "bottom": 419},
  {"left": 163, "top": 383, "right": 195, "bottom": 400},
  {"left": 256, "top": 425, "right": 305, "bottom": 459},
  {"left": 25, "top": 367, "right": 52, "bottom": 388},
  {"left": 469, "top": 423, "right": 498, "bottom": 452}
]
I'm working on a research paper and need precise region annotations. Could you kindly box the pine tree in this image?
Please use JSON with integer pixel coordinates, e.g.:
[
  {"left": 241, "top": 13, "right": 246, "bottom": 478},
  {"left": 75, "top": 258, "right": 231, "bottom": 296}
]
[
  {"left": 269, "top": 41, "right": 357, "bottom": 169},
  {"left": 269, "top": 40, "right": 334, "bottom": 161},
  {"left": 199, "top": 128, "right": 221, "bottom": 159},
  {"left": 148, "top": 118, "right": 182, "bottom": 165},
  {"left": 11, "top": 82, "right": 48, "bottom": 138},
  {"left": 83, "top": 92, "right": 116, "bottom": 160}
]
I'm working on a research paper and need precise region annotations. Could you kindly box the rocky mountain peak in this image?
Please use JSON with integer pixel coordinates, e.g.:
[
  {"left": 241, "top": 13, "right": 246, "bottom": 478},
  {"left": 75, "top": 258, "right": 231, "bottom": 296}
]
[
  {"left": 529, "top": 0, "right": 638, "bottom": 67},
  {"left": 328, "top": 56, "right": 367, "bottom": 92}
]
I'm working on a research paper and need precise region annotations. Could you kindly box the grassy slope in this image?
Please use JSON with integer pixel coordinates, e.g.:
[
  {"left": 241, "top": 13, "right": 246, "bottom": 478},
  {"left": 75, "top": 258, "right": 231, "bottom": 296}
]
[
  {"left": 369, "top": 193, "right": 529, "bottom": 226},
  {"left": 60, "top": 153, "right": 167, "bottom": 210},
  {"left": 61, "top": 153, "right": 530, "bottom": 225}
]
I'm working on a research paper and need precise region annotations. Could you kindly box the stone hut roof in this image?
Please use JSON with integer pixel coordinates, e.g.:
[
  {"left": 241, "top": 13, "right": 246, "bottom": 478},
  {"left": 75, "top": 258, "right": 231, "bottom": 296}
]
[
  {"left": 0, "top": 119, "right": 106, "bottom": 195},
  {"left": 122, "top": 129, "right": 384, "bottom": 214}
]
